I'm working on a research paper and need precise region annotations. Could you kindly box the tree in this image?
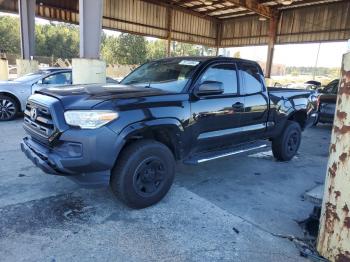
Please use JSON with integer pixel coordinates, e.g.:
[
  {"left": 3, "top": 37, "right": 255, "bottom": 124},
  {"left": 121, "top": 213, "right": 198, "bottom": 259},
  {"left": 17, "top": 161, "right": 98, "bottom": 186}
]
[
  {"left": 35, "top": 23, "right": 79, "bottom": 59},
  {"left": 116, "top": 33, "right": 147, "bottom": 64},
  {"left": 146, "top": 40, "right": 166, "bottom": 60},
  {"left": 0, "top": 16, "right": 21, "bottom": 54},
  {"left": 101, "top": 34, "right": 119, "bottom": 64},
  {"left": 171, "top": 42, "right": 201, "bottom": 57}
]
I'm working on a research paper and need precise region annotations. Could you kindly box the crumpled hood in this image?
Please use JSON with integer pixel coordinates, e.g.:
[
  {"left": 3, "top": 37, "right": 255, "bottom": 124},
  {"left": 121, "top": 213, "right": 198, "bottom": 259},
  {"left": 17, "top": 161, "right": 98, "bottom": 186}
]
[{"left": 37, "top": 84, "right": 175, "bottom": 109}]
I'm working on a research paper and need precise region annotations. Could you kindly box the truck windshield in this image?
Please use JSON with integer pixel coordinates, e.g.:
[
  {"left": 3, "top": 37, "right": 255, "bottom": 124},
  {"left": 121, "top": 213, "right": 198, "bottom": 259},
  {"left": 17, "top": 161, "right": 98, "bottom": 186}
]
[{"left": 120, "top": 59, "right": 201, "bottom": 93}]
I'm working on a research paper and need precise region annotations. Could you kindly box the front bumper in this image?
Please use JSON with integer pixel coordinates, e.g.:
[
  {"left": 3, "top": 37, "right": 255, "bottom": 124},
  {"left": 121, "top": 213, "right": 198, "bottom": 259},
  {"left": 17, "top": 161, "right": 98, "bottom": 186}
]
[{"left": 21, "top": 126, "right": 125, "bottom": 186}]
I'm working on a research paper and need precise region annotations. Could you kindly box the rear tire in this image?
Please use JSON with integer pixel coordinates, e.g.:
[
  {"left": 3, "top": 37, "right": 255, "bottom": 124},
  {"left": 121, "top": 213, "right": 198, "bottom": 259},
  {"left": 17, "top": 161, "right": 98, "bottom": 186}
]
[
  {"left": 0, "top": 95, "right": 18, "bottom": 121},
  {"left": 272, "top": 121, "right": 301, "bottom": 161},
  {"left": 110, "top": 139, "right": 175, "bottom": 209}
]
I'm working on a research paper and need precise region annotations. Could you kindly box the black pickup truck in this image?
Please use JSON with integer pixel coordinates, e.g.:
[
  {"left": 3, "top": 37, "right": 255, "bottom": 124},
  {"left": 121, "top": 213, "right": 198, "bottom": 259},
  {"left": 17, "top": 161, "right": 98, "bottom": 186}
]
[{"left": 21, "top": 57, "right": 317, "bottom": 208}]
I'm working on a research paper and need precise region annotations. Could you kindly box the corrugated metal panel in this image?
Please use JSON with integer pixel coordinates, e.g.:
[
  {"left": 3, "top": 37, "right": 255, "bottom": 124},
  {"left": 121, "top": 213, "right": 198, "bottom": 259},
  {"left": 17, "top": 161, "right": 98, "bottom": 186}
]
[
  {"left": 221, "top": 15, "right": 269, "bottom": 47},
  {"left": 1, "top": 0, "right": 349, "bottom": 47},
  {"left": 276, "top": 1, "right": 350, "bottom": 44},
  {"left": 0, "top": 0, "right": 216, "bottom": 46},
  {"left": 171, "top": 9, "right": 217, "bottom": 46},
  {"left": 102, "top": 0, "right": 168, "bottom": 39}
]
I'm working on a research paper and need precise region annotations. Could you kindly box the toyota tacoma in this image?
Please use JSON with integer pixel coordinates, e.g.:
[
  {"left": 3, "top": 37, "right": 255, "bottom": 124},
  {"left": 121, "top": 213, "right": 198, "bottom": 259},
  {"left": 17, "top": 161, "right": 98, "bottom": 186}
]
[{"left": 21, "top": 57, "right": 317, "bottom": 208}]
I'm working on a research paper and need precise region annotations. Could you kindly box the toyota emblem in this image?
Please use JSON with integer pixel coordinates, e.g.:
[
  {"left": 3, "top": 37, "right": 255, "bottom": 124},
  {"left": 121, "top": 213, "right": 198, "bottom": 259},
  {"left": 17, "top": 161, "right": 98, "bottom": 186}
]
[{"left": 30, "top": 108, "right": 38, "bottom": 121}]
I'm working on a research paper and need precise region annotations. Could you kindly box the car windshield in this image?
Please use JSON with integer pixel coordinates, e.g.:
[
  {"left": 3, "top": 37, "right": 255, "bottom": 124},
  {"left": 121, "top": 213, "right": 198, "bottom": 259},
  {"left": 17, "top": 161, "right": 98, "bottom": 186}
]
[
  {"left": 120, "top": 59, "right": 202, "bottom": 93},
  {"left": 15, "top": 72, "right": 44, "bottom": 82}
]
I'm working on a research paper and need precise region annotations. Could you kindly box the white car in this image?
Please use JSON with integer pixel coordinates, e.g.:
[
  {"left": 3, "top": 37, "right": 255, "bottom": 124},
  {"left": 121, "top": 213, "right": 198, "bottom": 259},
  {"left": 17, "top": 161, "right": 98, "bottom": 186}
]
[
  {"left": 0, "top": 68, "right": 72, "bottom": 121},
  {"left": 0, "top": 68, "right": 119, "bottom": 121}
]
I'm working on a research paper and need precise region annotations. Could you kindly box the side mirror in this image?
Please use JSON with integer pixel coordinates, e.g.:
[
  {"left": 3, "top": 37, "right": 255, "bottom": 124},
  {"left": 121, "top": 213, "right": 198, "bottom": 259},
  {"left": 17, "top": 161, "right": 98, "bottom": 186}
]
[{"left": 195, "top": 81, "right": 224, "bottom": 96}]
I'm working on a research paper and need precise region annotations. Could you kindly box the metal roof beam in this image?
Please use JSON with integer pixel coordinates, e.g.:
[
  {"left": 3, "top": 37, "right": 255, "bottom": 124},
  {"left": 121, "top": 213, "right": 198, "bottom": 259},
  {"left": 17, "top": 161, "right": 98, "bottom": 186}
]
[
  {"left": 141, "top": 0, "right": 218, "bottom": 21},
  {"left": 225, "top": 0, "right": 272, "bottom": 17}
]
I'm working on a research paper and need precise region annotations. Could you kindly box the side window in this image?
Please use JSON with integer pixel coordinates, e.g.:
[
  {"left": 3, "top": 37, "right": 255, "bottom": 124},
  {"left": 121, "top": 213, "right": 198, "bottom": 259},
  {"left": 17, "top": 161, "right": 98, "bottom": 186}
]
[
  {"left": 240, "top": 64, "right": 263, "bottom": 94},
  {"left": 199, "top": 64, "right": 238, "bottom": 94},
  {"left": 331, "top": 80, "right": 339, "bottom": 94},
  {"left": 42, "top": 72, "right": 72, "bottom": 85}
]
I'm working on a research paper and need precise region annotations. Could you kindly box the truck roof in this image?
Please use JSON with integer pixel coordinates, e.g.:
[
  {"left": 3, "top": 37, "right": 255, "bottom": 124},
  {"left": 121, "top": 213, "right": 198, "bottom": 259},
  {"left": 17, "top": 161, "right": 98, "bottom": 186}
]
[{"left": 153, "top": 56, "right": 260, "bottom": 66}]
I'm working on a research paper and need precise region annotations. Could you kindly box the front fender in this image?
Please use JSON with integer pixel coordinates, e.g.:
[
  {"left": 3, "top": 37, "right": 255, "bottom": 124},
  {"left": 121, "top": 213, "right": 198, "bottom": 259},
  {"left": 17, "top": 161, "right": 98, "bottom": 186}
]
[{"left": 109, "top": 118, "right": 185, "bottom": 161}]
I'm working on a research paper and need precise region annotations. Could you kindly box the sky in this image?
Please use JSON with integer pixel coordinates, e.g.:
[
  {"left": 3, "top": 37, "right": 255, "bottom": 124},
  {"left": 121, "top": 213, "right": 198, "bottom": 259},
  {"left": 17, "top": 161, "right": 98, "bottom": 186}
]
[{"left": 2, "top": 13, "right": 349, "bottom": 68}]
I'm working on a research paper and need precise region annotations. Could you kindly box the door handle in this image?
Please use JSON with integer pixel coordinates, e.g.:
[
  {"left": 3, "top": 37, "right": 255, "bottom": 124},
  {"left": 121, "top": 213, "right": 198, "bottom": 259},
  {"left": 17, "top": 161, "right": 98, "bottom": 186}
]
[{"left": 232, "top": 102, "right": 244, "bottom": 109}]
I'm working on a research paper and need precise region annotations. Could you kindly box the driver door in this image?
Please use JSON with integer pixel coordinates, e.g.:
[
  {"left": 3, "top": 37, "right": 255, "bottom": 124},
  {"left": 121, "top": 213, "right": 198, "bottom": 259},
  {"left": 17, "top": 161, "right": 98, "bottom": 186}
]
[
  {"left": 190, "top": 63, "right": 244, "bottom": 152},
  {"left": 32, "top": 71, "right": 72, "bottom": 94}
]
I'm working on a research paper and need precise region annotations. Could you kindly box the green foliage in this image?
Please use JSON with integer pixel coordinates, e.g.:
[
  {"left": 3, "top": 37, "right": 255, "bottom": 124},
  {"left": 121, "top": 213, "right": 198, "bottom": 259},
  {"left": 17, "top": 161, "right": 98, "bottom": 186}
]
[
  {"left": 0, "top": 16, "right": 21, "bottom": 54},
  {"left": 146, "top": 39, "right": 166, "bottom": 60},
  {"left": 35, "top": 23, "right": 79, "bottom": 58},
  {"left": 101, "top": 34, "right": 119, "bottom": 64},
  {"left": 115, "top": 33, "right": 147, "bottom": 65},
  {"left": 171, "top": 42, "right": 201, "bottom": 57}
]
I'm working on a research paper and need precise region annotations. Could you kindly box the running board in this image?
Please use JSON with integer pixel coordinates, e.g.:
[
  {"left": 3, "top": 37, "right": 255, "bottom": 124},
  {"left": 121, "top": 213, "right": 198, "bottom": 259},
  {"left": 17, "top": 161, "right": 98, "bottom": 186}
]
[{"left": 183, "top": 143, "right": 268, "bottom": 165}]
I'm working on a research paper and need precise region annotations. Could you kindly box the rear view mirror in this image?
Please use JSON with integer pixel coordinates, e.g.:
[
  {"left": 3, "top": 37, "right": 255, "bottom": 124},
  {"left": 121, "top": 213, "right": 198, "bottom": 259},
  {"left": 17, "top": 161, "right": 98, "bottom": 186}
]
[{"left": 196, "top": 81, "right": 224, "bottom": 96}]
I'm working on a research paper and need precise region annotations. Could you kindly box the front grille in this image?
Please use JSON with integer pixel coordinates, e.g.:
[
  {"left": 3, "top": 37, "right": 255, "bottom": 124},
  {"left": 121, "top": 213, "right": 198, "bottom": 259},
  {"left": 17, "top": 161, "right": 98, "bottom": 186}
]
[{"left": 23, "top": 101, "right": 56, "bottom": 145}]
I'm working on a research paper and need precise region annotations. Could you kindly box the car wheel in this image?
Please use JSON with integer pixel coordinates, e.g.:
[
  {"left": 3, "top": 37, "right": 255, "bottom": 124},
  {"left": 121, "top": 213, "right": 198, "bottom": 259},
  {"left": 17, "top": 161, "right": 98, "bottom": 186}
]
[
  {"left": 0, "top": 95, "right": 18, "bottom": 121},
  {"left": 272, "top": 121, "right": 301, "bottom": 161},
  {"left": 110, "top": 139, "right": 175, "bottom": 209}
]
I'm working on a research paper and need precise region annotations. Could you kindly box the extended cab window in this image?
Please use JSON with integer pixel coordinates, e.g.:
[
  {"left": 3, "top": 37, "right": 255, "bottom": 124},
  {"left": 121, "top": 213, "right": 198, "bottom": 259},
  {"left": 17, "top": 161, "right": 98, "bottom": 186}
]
[
  {"left": 240, "top": 64, "right": 263, "bottom": 94},
  {"left": 199, "top": 64, "right": 238, "bottom": 94}
]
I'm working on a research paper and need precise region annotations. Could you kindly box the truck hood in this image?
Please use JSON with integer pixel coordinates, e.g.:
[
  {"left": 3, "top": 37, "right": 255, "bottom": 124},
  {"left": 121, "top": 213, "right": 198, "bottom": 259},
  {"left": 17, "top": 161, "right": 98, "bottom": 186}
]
[{"left": 37, "top": 84, "right": 176, "bottom": 109}]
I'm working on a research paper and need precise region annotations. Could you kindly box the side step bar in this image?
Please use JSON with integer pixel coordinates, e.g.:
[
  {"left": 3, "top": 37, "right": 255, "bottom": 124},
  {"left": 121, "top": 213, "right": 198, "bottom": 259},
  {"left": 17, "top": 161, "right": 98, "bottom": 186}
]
[{"left": 183, "top": 144, "right": 268, "bottom": 165}]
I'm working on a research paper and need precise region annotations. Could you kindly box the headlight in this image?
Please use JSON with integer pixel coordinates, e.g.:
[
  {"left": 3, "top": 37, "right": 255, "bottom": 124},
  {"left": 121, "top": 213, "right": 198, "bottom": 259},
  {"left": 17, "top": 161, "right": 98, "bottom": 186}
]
[{"left": 64, "top": 110, "right": 118, "bottom": 129}]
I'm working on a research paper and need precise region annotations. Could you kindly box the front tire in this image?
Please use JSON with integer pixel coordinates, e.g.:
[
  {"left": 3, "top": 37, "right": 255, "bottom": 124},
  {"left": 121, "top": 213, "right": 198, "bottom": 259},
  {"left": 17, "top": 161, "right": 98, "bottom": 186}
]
[
  {"left": 0, "top": 95, "right": 18, "bottom": 121},
  {"left": 110, "top": 139, "right": 175, "bottom": 209},
  {"left": 272, "top": 121, "right": 301, "bottom": 161}
]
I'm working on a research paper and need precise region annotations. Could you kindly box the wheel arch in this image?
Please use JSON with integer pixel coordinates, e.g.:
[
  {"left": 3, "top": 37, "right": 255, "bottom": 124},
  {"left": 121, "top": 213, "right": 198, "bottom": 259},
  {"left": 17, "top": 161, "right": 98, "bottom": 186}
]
[
  {"left": 115, "top": 118, "right": 185, "bottom": 162},
  {"left": 0, "top": 91, "right": 22, "bottom": 111},
  {"left": 287, "top": 109, "right": 308, "bottom": 129}
]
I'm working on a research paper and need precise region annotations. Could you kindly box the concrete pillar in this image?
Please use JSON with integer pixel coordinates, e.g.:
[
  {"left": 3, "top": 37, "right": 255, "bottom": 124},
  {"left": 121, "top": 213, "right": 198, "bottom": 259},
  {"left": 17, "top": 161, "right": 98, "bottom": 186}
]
[
  {"left": 19, "top": 0, "right": 35, "bottom": 59},
  {"left": 18, "top": 0, "right": 38, "bottom": 76},
  {"left": 266, "top": 16, "right": 278, "bottom": 78},
  {"left": 79, "top": 0, "right": 103, "bottom": 59},
  {"left": 72, "top": 59, "right": 106, "bottom": 85},
  {"left": 0, "top": 59, "right": 9, "bottom": 81},
  {"left": 73, "top": 0, "right": 105, "bottom": 84},
  {"left": 317, "top": 52, "right": 350, "bottom": 261},
  {"left": 16, "top": 59, "right": 38, "bottom": 77}
]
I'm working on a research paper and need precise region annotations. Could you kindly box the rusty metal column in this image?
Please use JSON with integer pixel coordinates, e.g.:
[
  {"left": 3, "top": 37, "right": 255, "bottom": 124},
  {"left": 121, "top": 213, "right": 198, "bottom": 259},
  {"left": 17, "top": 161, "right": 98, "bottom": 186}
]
[
  {"left": 317, "top": 52, "right": 350, "bottom": 261},
  {"left": 167, "top": 7, "right": 173, "bottom": 57},
  {"left": 265, "top": 15, "right": 277, "bottom": 78}
]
